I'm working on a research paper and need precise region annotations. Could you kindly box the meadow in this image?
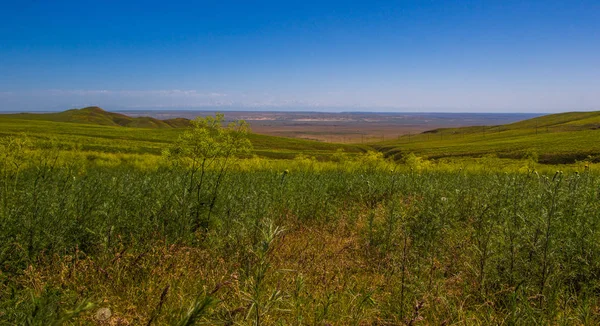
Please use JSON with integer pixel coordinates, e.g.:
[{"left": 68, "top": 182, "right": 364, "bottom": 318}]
[{"left": 1, "top": 111, "right": 600, "bottom": 324}]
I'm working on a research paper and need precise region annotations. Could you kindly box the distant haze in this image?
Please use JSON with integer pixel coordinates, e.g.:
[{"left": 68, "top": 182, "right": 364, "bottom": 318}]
[{"left": 1, "top": 1, "right": 599, "bottom": 113}]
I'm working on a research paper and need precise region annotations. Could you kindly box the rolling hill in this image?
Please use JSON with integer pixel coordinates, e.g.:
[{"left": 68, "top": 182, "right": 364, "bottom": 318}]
[
  {"left": 373, "top": 110, "right": 600, "bottom": 164},
  {"left": 3, "top": 107, "right": 600, "bottom": 164},
  {"left": 1, "top": 106, "right": 192, "bottom": 128}
]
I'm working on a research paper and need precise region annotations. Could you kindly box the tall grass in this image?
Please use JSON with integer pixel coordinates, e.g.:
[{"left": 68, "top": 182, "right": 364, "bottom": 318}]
[{"left": 1, "top": 137, "right": 600, "bottom": 324}]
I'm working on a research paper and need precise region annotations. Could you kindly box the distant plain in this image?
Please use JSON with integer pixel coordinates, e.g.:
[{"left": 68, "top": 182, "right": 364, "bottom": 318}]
[{"left": 117, "top": 110, "right": 541, "bottom": 143}]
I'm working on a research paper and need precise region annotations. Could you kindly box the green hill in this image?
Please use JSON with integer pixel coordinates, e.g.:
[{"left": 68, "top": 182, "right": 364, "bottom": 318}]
[
  {"left": 501, "top": 111, "right": 600, "bottom": 131},
  {"left": 1, "top": 106, "right": 192, "bottom": 128},
  {"left": 0, "top": 109, "right": 365, "bottom": 160},
  {"left": 373, "top": 111, "right": 600, "bottom": 164}
]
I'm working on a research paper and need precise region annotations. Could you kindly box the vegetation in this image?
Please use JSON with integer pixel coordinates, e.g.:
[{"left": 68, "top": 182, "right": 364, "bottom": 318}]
[
  {"left": 374, "top": 110, "right": 600, "bottom": 164},
  {"left": 1, "top": 110, "right": 600, "bottom": 324},
  {"left": 0, "top": 109, "right": 366, "bottom": 161}
]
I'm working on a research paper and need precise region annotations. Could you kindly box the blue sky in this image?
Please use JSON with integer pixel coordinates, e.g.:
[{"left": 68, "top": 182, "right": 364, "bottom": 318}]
[{"left": 1, "top": 0, "right": 599, "bottom": 112}]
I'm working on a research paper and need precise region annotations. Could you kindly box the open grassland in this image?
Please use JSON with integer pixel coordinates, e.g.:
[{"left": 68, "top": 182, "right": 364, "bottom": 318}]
[
  {"left": 1, "top": 147, "right": 600, "bottom": 324},
  {"left": 374, "top": 111, "right": 600, "bottom": 164},
  {"left": 2, "top": 111, "right": 600, "bottom": 324}
]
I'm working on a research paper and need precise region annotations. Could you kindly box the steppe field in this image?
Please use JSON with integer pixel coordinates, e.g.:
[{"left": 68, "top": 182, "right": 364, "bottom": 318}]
[{"left": 1, "top": 108, "right": 600, "bottom": 324}]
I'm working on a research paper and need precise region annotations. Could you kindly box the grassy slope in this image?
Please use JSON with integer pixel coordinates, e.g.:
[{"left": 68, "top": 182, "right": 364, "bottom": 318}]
[
  {"left": 501, "top": 111, "right": 600, "bottom": 130},
  {"left": 0, "top": 115, "right": 365, "bottom": 159},
  {"left": 372, "top": 111, "right": 600, "bottom": 163},
  {"left": 1, "top": 106, "right": 191, "bottom": 128}
]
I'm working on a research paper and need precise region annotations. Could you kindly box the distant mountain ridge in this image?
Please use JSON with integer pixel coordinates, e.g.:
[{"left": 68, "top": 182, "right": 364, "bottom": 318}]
[{"left": 1, "top": 106, "right": 192, "bottom": 128}]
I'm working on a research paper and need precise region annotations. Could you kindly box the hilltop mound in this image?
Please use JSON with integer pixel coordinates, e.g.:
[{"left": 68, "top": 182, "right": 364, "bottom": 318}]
[{"left": 1, "top": 107, "right": 192, "bottom": 129}]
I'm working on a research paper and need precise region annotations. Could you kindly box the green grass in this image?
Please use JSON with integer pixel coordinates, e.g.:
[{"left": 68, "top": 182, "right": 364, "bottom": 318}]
[
  {"left": 1, "top": 158, "right": 599, "bottom": 324},
  {"left": 503, "top": 111, "right": 600, "bottom": 130},
  {"left": 373, "top": 110, "right": 600, "bottom": 164}
]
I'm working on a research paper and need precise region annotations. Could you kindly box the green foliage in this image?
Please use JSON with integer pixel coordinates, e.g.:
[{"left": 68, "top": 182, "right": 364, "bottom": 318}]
[
  {"left": 331, "top": 148, "right": 349, "bottom": 163},
  {"left": 162, "top": 113, "right": 253, "bottom": 233},
  {"left": 177, "top": 294, "right": 216, "bottom": 326},
  {"left": 1, "top": 157, "right": 599, "bottom": 323},
  {"left": 165, "top": 113, "right": 252, "bottom": 165},
  {"left": 243, "top": 220, "right": 284, "bottom": 325},
  {"left": 356, "top": 150, "right": 388, "bottom": 172},
  {"left": 403, "top": 152, "right": 431, "bottom": 171},
  {"left": 0, "top": 134, "right": 30, "bottom": 174}
]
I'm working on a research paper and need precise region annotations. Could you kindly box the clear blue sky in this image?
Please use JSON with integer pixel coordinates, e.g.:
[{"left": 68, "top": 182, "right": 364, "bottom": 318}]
[{"left": 1, "top": 0, "right": 599, "bottom": 112}]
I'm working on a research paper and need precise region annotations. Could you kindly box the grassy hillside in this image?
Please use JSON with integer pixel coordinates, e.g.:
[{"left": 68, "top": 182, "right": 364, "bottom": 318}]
[
  {"left": 1, "top": 106, "right": 193, "bottom": 128},
  {"left": 373, "top": 110, "right": 600, "bottom": 164},
  {"left": 0, "top": 112, "right": 365, "bottom": 160},
  {"left": 501, "top": 111, "right": 600, "bottom": 131}
]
